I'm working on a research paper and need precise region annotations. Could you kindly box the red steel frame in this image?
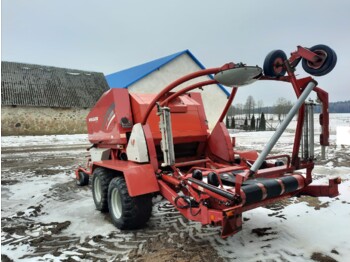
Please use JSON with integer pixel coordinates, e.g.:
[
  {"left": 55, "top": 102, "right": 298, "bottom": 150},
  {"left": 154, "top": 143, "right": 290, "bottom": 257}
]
[{"left": 76, "top": 47, "right": 340, "bottom": 238}]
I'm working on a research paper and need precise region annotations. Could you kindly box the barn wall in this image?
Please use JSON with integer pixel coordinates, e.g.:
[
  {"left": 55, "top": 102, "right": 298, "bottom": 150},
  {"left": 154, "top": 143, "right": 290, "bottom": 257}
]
[
  {"left": 1, "top": 106, "right": 89, "bottom": 136},
  {"left": 127, "top": 53, "right": 229, "bottom": 129}
]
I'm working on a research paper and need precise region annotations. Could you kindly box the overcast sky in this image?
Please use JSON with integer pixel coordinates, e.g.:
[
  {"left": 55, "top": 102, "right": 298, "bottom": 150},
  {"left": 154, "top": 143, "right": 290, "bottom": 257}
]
[{"left": 2, "top": 0, "right": 350, "bottom": 105}]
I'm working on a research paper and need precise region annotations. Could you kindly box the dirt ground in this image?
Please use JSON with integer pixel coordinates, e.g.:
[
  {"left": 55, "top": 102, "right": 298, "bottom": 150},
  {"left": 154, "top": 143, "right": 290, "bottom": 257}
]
[
  {"left": 1, "top": 135, "right": 350, "bottom": 261},
  {"left": 1, "top": 142, "right": 225, "bottom": 261}
]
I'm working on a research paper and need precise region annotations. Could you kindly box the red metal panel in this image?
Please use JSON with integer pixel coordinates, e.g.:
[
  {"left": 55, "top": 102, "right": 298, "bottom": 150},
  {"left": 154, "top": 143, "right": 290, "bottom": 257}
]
[
  {"left": 236, "top": 150, "right": 258, "bottom": 161},
  {"left": 130, "top": 92, "right": 208, "bottom": 144},
  {"left": 93, "top": 160, "right": 159, "bottom": 197},
  {"left": 221, "top": 213, "right": 242, "bottom": 238},
  {"left": 314, "top": 87, "right": 329, "bottom": 146},
  {"left": 296, "top": 46, "right": 320, "bottom": 62},
  {"left": 142, "top": 124, "right": 158, "bottom": 171},
  {"left": 207, "top": 122, "right": 234, "bottom": 163},
  {"left": 299, "top": 177, "right": 340, "bottom": 197},
  {"left": 87, "top": 89, "right": 133, "bottom": 145},
  {"left": 189, "top": 92, "right": 210, "bottom": 132}
]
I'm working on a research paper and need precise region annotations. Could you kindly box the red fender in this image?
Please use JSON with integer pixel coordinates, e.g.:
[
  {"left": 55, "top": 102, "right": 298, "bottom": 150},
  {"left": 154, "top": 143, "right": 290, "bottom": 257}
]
[{"left": 93, "top": 160, "right": 159, "bottom": 197}]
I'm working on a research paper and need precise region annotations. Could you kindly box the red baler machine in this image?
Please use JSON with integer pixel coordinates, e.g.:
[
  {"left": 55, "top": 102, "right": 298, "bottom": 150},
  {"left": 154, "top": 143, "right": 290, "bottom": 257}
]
[{"left": 76, "top": 45, "right": 340, "bottom": 237}]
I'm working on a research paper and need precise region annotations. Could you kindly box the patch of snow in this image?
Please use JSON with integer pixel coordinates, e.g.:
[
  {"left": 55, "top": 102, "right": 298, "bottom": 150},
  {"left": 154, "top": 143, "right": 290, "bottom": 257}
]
[
  {"left": 47, "top": 166, "right": 68, "bottom": 170},
  {"left": 337, "top": 126, "right": 350, "bottom": 145},
  {"left": 205, "top": 173, "right": 350, "bottom": 261},
  {"left": 2, "top": 172, "right": 71, "bottom": 217},
  {"left": 40, "top": 195, "right": 117, "bottom": 240},
  {"left": 1, "top": 134, "right": 88, "bottom": 147},
  {"left": 1, "top": 243, "right": 34, "bottom": 261},
  {"left": 325, "top": 161, "right": 334, "bottom": 168}
]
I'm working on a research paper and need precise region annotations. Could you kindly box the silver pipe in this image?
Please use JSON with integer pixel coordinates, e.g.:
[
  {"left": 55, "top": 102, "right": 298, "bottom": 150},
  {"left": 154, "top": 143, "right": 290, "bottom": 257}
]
[{"left": 250, "top": 80, "right": 317, "bottom": 173}]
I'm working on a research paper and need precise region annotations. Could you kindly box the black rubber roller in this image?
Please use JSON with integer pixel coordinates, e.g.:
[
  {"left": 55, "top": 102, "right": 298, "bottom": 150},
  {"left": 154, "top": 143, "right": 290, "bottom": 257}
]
[
  {"left": 242, "top": 175, "right": 300, "bottom": 205},
  {"left": 208, "top": 172, "right": 220, "bottom": 187},
  {"left": 192, "top": 169, "right": 203, "bottom": 181}
]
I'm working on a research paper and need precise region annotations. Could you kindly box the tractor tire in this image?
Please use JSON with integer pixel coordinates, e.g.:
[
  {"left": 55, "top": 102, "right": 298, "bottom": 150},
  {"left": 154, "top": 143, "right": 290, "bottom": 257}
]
[
  {"left": 302, "top": 44, "right": 337, "bottom": 76},
  {"left": 92, "top": 167, "right": 114, "bottom": 212},
  {"left": 108, "top": 176, "right": 152, "bottom": 229},
  {"left": 263, "top": 50, "right": 287, "bottom": 77},
  {"left": 76, "top": 171, "right": 89, "bottom": 186}
]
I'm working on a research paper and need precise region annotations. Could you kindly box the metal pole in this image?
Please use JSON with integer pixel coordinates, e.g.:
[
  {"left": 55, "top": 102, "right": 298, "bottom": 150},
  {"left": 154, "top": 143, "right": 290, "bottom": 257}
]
[
  {"left": 321, "top": 146, "right": 326, "bottom": 160},
  {"left": 309, "top": 102, "right": 315, "bottom": 159},
  {"left": 250, "top": 80, "right": 317, "bottom": 173},
  {"left": 300, "top": 127, "right": 304, "bottom": 159},
  {"left": 303, "top": 105, "right": 309, "bottom": 159}
]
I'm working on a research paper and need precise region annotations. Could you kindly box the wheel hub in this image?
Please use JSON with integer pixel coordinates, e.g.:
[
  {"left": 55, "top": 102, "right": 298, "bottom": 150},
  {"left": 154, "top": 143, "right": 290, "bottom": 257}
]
[
  {"left": 94, "top": 177, "right": 102, "bottom": 202},
  {"left": 111, "top": 188, "right": 122, "bottom": 219},
  {"left": 306, "top": 50, "right": 327, "bottom": 69},
  {"left": 273, "top": 57, "right": 284, "bottom": 74}
]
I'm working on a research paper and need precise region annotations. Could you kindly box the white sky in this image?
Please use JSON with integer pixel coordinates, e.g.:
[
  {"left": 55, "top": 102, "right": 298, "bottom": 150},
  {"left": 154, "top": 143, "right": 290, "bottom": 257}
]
[{"left": 2, "top": 0, "right": 350, "bottom": 105}]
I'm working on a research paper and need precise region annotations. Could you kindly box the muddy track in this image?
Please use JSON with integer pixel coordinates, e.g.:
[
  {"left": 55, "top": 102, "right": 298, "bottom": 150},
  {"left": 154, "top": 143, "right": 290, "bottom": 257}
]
[
  {"left": 2, "top": 140, "right": 349, "bottom": 261},
  {"left": 1, "top": 189, "right": 224, "bottom": 261},
  {"left": 1, "top": 143, "right": 289, "bottom": 261},
  {"left": 1, "top": 143, "right": 223, "bottom": 261}
]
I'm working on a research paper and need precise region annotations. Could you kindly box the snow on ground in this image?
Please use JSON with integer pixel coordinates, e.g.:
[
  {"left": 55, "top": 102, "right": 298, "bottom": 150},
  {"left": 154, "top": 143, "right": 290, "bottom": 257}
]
[
  {"left": 1, "top": 134, "right": 88, "bottom": 148},
  {"left": 205, "top": 177, "right": 350, "bottom": 262},
  {"left": 222, "top": 123, "right": 350, "bottom": 261},
  {"left": 1, "top": 114, "right": 350, "bottom": 261}
]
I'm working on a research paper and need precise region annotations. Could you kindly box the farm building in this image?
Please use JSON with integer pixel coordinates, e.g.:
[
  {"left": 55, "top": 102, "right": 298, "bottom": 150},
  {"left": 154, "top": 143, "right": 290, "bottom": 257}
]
[
  {"left": 1, "top": 51, "right": 230, "bottom": 136},
  {"left": 106, "top": 50, "right": 230, "bottom": 129},
  {"left": 1, "top": 61, "right": 109, "bottom": 135}
]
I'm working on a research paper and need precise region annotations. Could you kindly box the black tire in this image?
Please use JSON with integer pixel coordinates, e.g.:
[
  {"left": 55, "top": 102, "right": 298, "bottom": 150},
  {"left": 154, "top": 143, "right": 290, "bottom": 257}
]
[
  {"left": 302, "top": 44, "right": 337, "bottom": 76},
  {"left": 108, "top": 177, "right": 152, "bottom": 229},
  {"left": 92, "top": 167, "right": 114, "bottom": 212},
  {"left": 76, "top": 171, "right": 89, "bottom": 186},
  {"left": 263, "top": 50, "right": 287, "bottom": 77}
]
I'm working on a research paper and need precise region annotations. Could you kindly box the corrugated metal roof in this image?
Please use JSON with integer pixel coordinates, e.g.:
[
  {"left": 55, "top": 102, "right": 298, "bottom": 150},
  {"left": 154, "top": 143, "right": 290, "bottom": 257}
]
[
  {"left": 1, "top": 61, "right": 110, "bottom": 108},
  {"left": 105, "top": 50, "right": 230, "bottom": 96}
]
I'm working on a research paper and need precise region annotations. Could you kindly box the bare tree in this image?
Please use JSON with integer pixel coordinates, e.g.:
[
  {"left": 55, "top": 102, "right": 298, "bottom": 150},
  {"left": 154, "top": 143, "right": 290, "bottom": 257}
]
[
  {"left": 234, "top": 103, "right": 244, "bottom": 117},
  {"left": 257, "top": 100, "right": 264, "bottom": 114},
  {"left": 227, "top": 105, "right": 234, "bottom": 117},
  {"left": 274, "top": 97, "right": 293, "bottom": 121},
  {"left": 244, "top": 95, "right": 255, "bottom": 119}
]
